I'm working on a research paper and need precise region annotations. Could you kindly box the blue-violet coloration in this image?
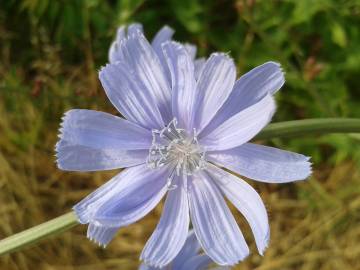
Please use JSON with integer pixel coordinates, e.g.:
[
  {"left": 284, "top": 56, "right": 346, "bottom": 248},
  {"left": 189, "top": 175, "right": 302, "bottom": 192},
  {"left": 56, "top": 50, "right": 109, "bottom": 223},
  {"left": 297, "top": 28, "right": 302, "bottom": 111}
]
[
  {"left": 56, "top": 23, "right": 312, "bottom": 267},
  {"left": 139, "top": 230, "right": 229, "bottom": 270}
]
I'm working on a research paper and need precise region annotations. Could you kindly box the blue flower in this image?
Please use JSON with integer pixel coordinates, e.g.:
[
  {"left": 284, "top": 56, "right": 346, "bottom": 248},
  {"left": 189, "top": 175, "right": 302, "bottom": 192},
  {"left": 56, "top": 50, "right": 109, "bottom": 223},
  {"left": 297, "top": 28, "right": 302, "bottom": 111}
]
[
  {"left": 139, "top": 230, "right": 229, "bottom": 270},
  {"left": 56, "top": 24, "right": 312, "bottom": 267},
  {"left": 108, "top": 23, "right": 204, "bottom": 81}
]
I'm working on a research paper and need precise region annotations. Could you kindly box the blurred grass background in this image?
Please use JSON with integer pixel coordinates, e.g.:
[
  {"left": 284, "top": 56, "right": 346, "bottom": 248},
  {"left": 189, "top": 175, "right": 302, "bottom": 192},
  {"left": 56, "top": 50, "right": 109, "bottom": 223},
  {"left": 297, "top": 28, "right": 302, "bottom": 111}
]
[{"left": 1, "top": 0, "right": 360, "bottom": 269}]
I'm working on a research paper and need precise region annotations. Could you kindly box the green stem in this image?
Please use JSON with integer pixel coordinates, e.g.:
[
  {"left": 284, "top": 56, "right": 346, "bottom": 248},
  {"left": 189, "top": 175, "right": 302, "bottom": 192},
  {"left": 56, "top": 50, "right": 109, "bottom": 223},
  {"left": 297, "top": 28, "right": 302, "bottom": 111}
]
[
  {"left": 0, "top": 212, "right": 78, "bottom": 256},
  {"left": 255, "top": 118, "right": 360, "bottom": 140},
  {"left": 1, "top": 117, "right": 360, "bottom": 257}
]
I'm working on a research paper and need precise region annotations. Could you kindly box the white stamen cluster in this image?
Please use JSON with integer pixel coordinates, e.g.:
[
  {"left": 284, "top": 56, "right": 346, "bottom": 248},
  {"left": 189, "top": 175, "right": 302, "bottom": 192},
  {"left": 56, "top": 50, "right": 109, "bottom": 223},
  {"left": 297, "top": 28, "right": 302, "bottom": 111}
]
[{"left": 147, "top": 119, "right": 206, "bottom": 185}]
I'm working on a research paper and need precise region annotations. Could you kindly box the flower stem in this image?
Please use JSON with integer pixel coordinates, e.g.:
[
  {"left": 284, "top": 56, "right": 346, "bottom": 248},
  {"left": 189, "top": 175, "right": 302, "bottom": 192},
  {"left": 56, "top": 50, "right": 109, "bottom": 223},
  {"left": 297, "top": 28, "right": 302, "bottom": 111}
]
[
  {"left": 255, "top": 118, "right": 360, "bottom": 140},
  {"left": 0, "top": 212, "right": 78, "bottom": 256},
  {"left": 1, "top": 117, "right": 360, "bottom": 256}
]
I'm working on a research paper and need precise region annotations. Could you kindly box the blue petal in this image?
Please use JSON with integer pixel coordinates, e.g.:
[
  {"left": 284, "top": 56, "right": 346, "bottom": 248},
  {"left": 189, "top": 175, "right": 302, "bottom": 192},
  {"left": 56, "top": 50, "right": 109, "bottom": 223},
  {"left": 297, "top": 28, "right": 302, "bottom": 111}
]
[
  {"left": 99, "top": 62, "right": 165, "bottom": 130},
  {"left": 73, "top": 164, "right": 169, "bottom": 225},
  {"left": 151, "top": 25, "right": 175, "bottom": 83},
  {"left": 92, "top": 165, "right": 170, "bottom": 227},
  {"left": 56, "top": 140, "right": 147, "bottom": 171},
  {"left": 207, "top": 164, "right": 270, "bottom": 255},
  {"left": 114, "top": 26, "right": 126, "bottom": 42},
  {"left": 141, "top": 175, "right": 189, "bottom": 268},
  {"left": 151, "top": 25, "right": 175, "bottom": 53},
  {"left": 178, "top": 254, "right": 213, "bottom": 270},
  {"left": 56, "top": 109, "right": 151, "bottom": 171},
  {"left": 127, "top": 23, "right": 143, "bottom": 35},
  {"left": 194, "top": 58, "right": 206, "bottom": 81},
  {"left": 193, "top": 53, "right": 236, "bottom": 132},
  {"left": 162, "top": 41, "right": 197, "bottom": 131},
  {"left": 138, "top": 264, "right": 160, "bottom": 270},
  {"left": 184, "top": 43, "right": 197, "bottom": 59},
  {"left": 200, "top": 94, "right": 276, "bottom": 151},
  {"left": 109, "top": 23, "right": 144, "bottom": 64},
  {"left": 188, "top": 172, "right": 249, "bottom": 265},
  {"left": 108, "top": 26, "right": 126, "bottom": 64},
  {"left": 201, "top": 62, "right": 284, "bottom": 136},
  {"left": 116, "top": 31, "right": 172, "bottom": 123},
  {"left": 172, "top": 230, "right": 201, "bottom": 269},
  {"left": 208, "top": 143, "right": 312, "bottom": 183},
  {"left": 58, "top": 109, "right": 152, "bottom": 150}
]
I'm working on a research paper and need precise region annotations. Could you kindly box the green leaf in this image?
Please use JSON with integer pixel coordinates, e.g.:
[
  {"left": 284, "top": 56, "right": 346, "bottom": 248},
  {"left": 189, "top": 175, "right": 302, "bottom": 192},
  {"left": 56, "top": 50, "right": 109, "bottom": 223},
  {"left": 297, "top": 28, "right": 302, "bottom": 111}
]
[{"left": 331, "top": 22, "right": 347, "bottom": 47}]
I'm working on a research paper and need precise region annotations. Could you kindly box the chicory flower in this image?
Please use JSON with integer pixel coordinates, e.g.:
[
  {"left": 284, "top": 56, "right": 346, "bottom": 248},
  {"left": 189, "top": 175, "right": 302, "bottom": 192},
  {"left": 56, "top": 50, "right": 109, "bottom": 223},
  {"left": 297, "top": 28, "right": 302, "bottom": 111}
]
[{"left": 56, "top": 24, "right": 311, "bottom": 267}]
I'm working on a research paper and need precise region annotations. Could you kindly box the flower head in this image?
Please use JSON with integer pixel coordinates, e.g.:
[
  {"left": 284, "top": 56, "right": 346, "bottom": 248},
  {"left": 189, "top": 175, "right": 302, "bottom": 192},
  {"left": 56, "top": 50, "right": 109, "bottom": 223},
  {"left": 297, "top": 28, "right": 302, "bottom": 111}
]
[{"left": 56, "top": 23, "right": 312, "bottom": 267}]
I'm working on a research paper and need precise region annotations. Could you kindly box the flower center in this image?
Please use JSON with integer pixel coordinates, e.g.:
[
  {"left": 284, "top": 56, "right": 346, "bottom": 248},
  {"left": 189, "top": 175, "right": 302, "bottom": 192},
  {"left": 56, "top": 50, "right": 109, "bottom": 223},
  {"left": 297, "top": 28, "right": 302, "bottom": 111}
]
[{"left": 147, "top": 119, "right": 206, "bottom": 180}]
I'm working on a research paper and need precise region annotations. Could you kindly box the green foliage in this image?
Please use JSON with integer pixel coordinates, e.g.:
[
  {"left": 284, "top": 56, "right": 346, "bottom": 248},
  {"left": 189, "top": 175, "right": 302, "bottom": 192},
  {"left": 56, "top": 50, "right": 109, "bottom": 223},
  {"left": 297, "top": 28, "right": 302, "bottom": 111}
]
[{"left": 2, "top": 0, "right": 359, "bottom": 164}]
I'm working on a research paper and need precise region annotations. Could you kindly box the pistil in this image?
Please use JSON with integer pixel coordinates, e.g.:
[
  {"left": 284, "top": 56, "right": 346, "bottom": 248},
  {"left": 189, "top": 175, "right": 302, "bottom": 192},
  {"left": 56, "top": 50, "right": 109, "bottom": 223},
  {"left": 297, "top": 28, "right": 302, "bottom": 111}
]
[{"left": 147, "top": 119, "right": 206, "bottom": 183}]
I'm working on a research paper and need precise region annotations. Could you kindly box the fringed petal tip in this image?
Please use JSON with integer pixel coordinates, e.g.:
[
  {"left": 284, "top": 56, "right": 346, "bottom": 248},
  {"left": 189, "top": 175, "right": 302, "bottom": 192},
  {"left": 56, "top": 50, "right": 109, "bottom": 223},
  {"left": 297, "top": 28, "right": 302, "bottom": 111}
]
[
  {"left": 161, "top": 40, "right": 184, "bottom": 51},
  {"left": 56, "top": 111, "right": 68, "bottom": 141},
  {"left": 247, "top": 61, "right": 285, "bottom": 96},
  {"left": 112, "top": 23, "right": 144, "bottom": 45},
  {"left": 258, "top": 228, "right": 270, "bottom": 256},
  {"left": 153, "top": 25, "right": 175, "bottom": 43},
  {"left": 55, "top": 109, "right": 79, "bottom": 139},
  {"left": 270, "top": 62, "right": 285, "bottom": 89},
  {"left": 208, "top": 51, "right": 234, "bottom": 64},
  {"left": 86, "top": 223, "right": 119, "bottom": 248},
  {"left": 162, "top": 39, "right": 195, "bottom": 55},
  {"left": 117, "top": 29, "right": 147, "bottom": 49},
  {"left": 160, "top": 24, "right": 174, "bottom": 33},
  {"left": 140, "top": 259, "right": 167, "bottom": 269},
  {"left": 216, "top": 252, "right": 249, "bottom": 267},
  {"left": 264, "top": 61, "right": 284, "bottom": 72},
  {"left": 265, "top": 61, "right": 282, "bottom": 70},
  {"left": 304, "top": 158, "right": 313, "bottom": 180},
  {"left": 205, "top": 252, "right": 248, "bottom": 267},
  {"left": 98, "top": 62, "right": 112, "bottom": 75},
  {"left": 54, "top": 110, "right": 76, "bottom": 169},
  {"left": 295, "top": 154, "right": 313, "bottom": 181},
  {"left": 106, "top": 29, "right": 147, "bottom": 67},
  {"left": 261, "top": 61, "right": 285, "bottom": 94},
  {"left": 55, "top": 110, "right": 75, "bottom": 166}
]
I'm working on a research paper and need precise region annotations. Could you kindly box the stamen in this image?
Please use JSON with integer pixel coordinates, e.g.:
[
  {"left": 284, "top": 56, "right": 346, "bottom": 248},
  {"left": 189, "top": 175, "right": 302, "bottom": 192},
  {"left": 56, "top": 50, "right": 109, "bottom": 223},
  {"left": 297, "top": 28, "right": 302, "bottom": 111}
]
[
  {"left": 147, "top": 118, "right": 206, "bottom": 177},
  {"left": 166, "top": 166, "right": 178, "bottom": 190}
]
